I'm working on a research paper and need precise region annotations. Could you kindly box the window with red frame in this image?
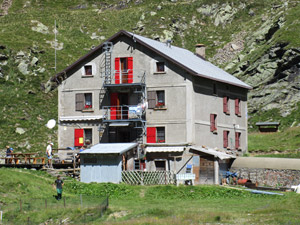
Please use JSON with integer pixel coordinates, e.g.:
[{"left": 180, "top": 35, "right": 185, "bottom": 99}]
[
  {"left": 75, "top": 93, "right": 93, "bottom": 111},
  {"left": 210, "top": 114, "right": 217, "bottom": 132},
  {"left": 235, "top": 99, "right": 241, "bottom": 116},
  {"left": 235, "top": 132, "right": 241, "bottom": 150},
  {"left": 223, "top": 130, "right": 229, "bottom": 148},
  {"left": 147, "top": 127, "right": 165, "bottom": 143},
  {"left": 223, "top": 96, "right": 230, "bottom": 114}
]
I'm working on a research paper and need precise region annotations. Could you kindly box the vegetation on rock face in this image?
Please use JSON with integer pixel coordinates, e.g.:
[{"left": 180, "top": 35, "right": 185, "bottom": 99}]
[{"left": 1, "top": 0, "right": 300, "bottom": 152}]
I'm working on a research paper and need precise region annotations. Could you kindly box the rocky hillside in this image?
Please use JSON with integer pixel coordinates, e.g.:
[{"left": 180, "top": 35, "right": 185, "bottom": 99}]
[{"left": 0, "top": 0, "right": 300, "bottom": 152}]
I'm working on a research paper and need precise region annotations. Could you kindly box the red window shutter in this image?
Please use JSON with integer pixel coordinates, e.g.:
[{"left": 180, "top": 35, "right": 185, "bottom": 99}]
[
  {"left": 223, "top": 97, "right": 228, "bottom": 113},
  {"left": 223, "top": 130, "right": 228, "bottom": 148},
  {"left": 115, "top": 58, "right": 120, "bottom": 84},
  {"left": 210, "top": 114, "right": 215, "bottom": 132},
  {"left": 235, "top": 99, "right": 240, "bottom": 115},
  {"left": 110, "top": 93, "right": 118, "bottom": 120},
  {"left": 127, "top": 57, "right": 133, "bottom": 84},
  {"left": 235, "top": 132, "right": 240, "bottom": 149},
  {"left": 74, "top": 129, "right": 84, "bottom": 147},
  {"left": 147, "top": 127, "right": 156, "bottom": 143}
]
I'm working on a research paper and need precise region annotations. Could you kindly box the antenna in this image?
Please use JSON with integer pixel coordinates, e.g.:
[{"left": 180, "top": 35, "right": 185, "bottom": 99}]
[{"left": 54, "top": 20, "right": 57, "bottom": 71}]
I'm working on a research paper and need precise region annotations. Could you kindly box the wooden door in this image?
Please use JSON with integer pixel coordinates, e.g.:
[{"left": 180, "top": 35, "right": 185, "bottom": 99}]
[
  {"left": 199, "top": 156, "right": 214, "bottom": 184},
  {"left": 192, "top": 156, "right": 200, "bottom": 184}
]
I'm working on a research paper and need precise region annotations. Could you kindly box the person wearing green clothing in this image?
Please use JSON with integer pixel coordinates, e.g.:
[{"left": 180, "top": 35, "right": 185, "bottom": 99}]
[{"left": 53, "top": 175, "right": 64, "bottom": 200}]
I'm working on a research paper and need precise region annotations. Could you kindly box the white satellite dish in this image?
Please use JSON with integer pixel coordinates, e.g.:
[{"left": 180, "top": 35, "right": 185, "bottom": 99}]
[{"left": 46, "top": 119, "right": 56, "bottom": 129}]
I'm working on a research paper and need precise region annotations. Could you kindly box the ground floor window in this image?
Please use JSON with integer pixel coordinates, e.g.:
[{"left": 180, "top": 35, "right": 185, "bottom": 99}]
[{"left": 74, "top": 128, "right": 93, "bottom": 147}]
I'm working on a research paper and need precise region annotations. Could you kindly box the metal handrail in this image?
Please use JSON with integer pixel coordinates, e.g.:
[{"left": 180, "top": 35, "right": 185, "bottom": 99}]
[
  {"left": 102, "top": 69, "right": 146, "bottom": 85},
  {"left": 102, "top": 105, "right": 145, "bottom": 120}
]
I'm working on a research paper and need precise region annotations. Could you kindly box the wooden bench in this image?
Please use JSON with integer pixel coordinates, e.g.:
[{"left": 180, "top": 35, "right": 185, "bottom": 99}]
[{"left": 32, "top": 157, "right": 46, "bottom": 164}]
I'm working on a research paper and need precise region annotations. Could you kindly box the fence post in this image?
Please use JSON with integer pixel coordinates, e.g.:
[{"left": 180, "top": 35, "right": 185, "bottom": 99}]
[
  {"left": 27, "top": 217, "right": 30, "bottom": 225},
  {"left": 20, "top": 199, "right": 22, "bottom": 212},
  {"left": 64, "top": 197, "right": 66, "bottom": 208}
]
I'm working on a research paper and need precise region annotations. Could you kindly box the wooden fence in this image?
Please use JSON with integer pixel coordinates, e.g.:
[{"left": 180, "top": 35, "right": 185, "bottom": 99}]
[{"left": 122, "top": 170, "right": 176, "bottom": 185}]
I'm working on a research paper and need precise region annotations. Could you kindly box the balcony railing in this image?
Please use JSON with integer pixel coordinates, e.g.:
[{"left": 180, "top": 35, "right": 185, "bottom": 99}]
[
  {"left": 103, "top": 105, "right": 145, "bottom": 121},
  {"left": 103, "top": 69, "right": 145, "bottom": 85}
]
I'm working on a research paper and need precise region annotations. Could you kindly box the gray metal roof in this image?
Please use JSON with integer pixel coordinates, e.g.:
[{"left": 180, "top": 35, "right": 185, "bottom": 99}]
[
  {"left": 81, "top": 143, "right": 138, "bottom": 155},
  {"left": 190, "top": 146, "right": 236, "bottom": 160},
  {"left": 53, "top": 30, "right": 251, "bottom": 90},
  {"left": 255, "top": 122, "right": 280, "bottom": 126},
  {"left": 130, "top": 32, "right": 251, "bottom": 89},
  {"left": 59, "top": 115, "right": 102, "bottom": 122},
  {"left": 231, "top": 157, "right": 300, "bottom": 170}
]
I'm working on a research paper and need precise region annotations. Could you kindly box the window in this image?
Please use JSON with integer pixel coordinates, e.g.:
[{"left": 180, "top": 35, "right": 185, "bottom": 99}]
[
  {"left": 223, "top": 130, "right": 229, "bottom": 148},
  {"left": 156, "top": 62, "right": 165, "bottom": 72},
  {"left": 155, "top": 160, "right": 166, "bottom": 171},
  {"left": 147, "top": 127, "right": 165, "bottom": 143},
  {"left": 223, "top": 96, "right": 230, "bottom": 115},
  {"left": 75, "top": 93, "right": 93, "bottom": 111},
  {"left": 84, "top": 93, "right": 92, "bottom": 109},
  {"left": 235, "top": 132, "right": 241, "bottom": 150},
  {"left": 84, "top": 65, "right": 93, "bottom": 76},
  {"left": 235, "top": 99, "right": 241, "bottom": 116},
  {"left": 74, "top": 128, "right": 93, "bottom": 147},
  {"left": 210, "top": 114, "right": 217, "bottom": 132},
  {"left": 115, "top": 57, "right": 133, "bottom": 84},
  {"left": 147, "top": 90, "right": 165, "bottom": 109},
  {"left": 156, "top": 127, "right": 165, "bottom": 143}
]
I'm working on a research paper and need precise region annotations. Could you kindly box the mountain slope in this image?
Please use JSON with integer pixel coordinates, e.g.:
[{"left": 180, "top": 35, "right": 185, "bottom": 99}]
[{"left": 1, "top": 0, "right": 300, "bottom": 152}]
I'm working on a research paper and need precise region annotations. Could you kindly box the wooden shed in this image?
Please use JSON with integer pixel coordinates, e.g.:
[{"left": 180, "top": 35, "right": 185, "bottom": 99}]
[
  {"left": 189, "top": 146, "right": 236, "bottom": 185},
  {"left": 80, "top": 143, "right": 137, "bottom": 183},
  {"left": 256, "top": 122, "right": 280, "bottom": 132}
]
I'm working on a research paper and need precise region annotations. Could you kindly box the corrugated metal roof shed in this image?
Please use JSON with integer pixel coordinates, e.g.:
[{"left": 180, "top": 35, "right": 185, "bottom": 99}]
[
  {"left": 146, "top": 146, "right": 185, "bottom": 153},
  {"left": 231, "top": 157, "right": 300, "bottom": 170},
  {"left": 190, "top": 146, "right": 236, "bottom": 160},
  {"left": 81, "top": 143, "right": 138, "bottom": 155}
]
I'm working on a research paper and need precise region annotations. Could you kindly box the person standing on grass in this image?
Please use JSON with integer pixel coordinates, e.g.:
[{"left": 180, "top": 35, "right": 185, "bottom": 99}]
[
  {"left": 46, "top": 142, "right": 53, "bottom": 168},
  {"left": 53, "top": 175, "right": 64, "bottom": 200}
]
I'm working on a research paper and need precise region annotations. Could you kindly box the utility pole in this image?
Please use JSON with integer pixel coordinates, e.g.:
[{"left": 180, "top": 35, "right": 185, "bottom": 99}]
[{"left": 54, "top": 20, "right": 57, "bottom": 72}]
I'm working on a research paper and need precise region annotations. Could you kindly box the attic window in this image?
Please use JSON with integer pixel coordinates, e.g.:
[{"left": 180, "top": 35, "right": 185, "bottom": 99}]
[
  {"left": 84, "top": 65, "right": 93, "bottom": 76},
  {"left": 156, "top": 62, "right": 165, "bottom": 73}
]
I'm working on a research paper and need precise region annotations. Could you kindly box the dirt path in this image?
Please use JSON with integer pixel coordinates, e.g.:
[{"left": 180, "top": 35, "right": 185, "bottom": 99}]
[{"left": 0, "top": 0, "right": 13, "bottom": 16}]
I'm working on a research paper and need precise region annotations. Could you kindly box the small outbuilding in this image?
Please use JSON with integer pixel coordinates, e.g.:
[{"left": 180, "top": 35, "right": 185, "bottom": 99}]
[
  {"left": 80, "top": 143, "right": 138, "bottom": 183},
  {"left": 255, "top": 122, "right": 280, "bottom": 132}
]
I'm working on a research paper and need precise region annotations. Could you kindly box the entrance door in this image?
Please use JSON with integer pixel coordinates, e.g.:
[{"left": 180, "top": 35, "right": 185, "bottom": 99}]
[{"left": 199, "top": 156, "right": 214, "bottom": 184}]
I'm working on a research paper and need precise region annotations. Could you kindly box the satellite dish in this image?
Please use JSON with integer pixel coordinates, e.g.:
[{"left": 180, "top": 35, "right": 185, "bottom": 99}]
[{"left": 46, "top": 119, "right": 56, "bottom": 129}]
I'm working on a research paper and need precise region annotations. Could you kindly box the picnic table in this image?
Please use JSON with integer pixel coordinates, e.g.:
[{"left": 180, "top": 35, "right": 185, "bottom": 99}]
[{"left": 9, "top": 153, "right": 45, "bottom": 164}]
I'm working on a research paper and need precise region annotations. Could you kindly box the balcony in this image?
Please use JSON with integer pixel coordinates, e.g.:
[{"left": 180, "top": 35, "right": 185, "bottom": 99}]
[
  {"left": 102, "top": 105, "right": 146, "bottom": 123},
  {"left": 103, "top": 69, "right": 145, "bottom": 88}
]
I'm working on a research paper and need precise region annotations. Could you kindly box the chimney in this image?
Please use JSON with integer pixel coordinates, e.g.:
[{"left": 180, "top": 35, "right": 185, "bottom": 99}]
[{"left": 195, "top": 44, "right": 206, "bottom": 59}]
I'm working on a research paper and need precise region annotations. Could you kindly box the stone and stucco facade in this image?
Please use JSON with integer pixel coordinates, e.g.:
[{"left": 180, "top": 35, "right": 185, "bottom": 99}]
[{"left": 53, "top": 30, "right": 251, "bottom": 184}]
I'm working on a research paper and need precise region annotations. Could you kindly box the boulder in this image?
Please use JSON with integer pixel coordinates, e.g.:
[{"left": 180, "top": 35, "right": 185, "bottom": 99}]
[
  {"left": 150, "top": 11, "right": 157, "bottom": 16},
  {"left": 0, "top": 54, "right": 8, "bottom": 60},
  {"left": 16, "top": 127, "right": 26, "bottom": 135},
  {"left": 18, "top": 61, "right": 29, "bottom": 75},
  {"left": 31, "top": 20, "right": 49, "bottom": 34},
  {"left": 30, "top": 57, "right": 39, "bottom": 66}
]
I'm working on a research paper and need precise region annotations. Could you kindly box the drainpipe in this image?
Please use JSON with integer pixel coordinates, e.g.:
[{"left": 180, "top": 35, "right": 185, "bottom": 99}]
[{"left": 214, "top": 157, "right": 219, "bottom": 185}]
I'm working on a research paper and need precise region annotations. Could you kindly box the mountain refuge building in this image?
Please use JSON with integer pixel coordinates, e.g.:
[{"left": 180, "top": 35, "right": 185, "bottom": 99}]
[{"left": 52, "top": 30, "right": 251, "bottom": 184}]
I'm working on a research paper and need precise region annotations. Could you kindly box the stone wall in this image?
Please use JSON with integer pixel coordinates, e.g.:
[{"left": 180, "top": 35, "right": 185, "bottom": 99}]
[{"left": 230, "top": 167, "right": 300, "bottom": 187}]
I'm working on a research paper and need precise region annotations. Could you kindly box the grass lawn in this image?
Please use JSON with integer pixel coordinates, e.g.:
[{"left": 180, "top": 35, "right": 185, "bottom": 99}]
[
  {"left": 248, "top": 127, "right": 300, "bottom": 156},
  {"left": 1, "top": 168, "right": 300, "bottom": 224}
]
